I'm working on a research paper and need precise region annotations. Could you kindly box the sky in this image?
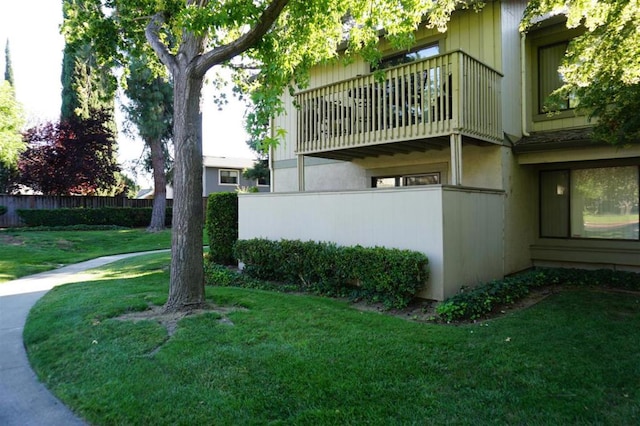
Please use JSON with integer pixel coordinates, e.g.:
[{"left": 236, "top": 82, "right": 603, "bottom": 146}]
[{"left": 0, "top": 0, "right": 257, "bottom": 186}]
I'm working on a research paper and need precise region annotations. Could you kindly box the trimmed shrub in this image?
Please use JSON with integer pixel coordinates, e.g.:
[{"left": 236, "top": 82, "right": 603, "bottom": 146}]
[
  {"left": 16, "top": 207, "right": 172, "bottom": 228},
  {"left": 232, "top": 238, "right": 429, "bottom": 308},
  {"left": 205, "top": 192, "right": 238, "bottom": 265},
  {"left": 436, "top": 267, "right": 640, "bottom": 322},
  {"left": 0, "top": 205, "right": 6, "bottom": 216}
]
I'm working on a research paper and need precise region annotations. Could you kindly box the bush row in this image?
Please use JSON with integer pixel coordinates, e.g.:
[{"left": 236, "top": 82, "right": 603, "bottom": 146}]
[
  {"left": 6, "top": 225, "right": 127, "bottom": 232},
  {"left": 17, "top": 207, "right": 172, "bottom": 228},
  {"left": 232, "top": 238, "right": 429, "bottom": 308},
  {"left": 436, "top": 267, "right": 640, "bottom": 322},
  {"left": 205, "top": 193, "right": 237, "bottom": 265}
]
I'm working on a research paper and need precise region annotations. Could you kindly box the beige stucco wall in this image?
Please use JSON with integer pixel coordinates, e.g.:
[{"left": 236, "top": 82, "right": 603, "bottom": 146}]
[
  {"left": 239, "top": 186, "right": 505, "bottom": 300},
  {"left": 500, "top": 147, "right": 538, "bottom": 274}
]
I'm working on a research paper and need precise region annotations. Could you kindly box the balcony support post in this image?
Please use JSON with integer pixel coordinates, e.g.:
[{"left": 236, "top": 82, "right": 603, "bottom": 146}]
[
  {"left": 297, "top": 154, "right": 306, "bottom": 191},
  {"left": 450, "top": 133, "right": 462, "bottom": 185}
]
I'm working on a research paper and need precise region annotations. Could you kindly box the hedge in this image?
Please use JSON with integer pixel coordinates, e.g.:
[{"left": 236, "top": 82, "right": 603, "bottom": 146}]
[
  {"left": 16, "top": 207, "right": 172, "bottom": 228},
  {"left": 232, "top": 238, "right": 429, "bottom": 308},
  {"left": 0, "top": 205, "right": 6, "bottom": 216},
  {"left": 436, "top": 267, "right": 640, "bottom": 322},
  {"left": 205, "top": 192, "right": 238, "bottom": 265}
]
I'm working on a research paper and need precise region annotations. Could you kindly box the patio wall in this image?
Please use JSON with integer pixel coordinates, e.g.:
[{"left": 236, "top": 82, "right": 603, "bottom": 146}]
[{"left": 239, "top": 185, "right": 505, "bottom": 300}]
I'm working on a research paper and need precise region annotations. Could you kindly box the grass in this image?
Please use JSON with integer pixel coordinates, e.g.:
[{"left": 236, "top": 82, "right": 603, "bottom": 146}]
[
  {"left": 24, "top": 253, "right": 640, "bottom": 425},
  {"left": 583, "top": 213, "right": 638, "bottom": 225},
  {"left": 0, "top": 227, "right": 173, "bottom": 283}
]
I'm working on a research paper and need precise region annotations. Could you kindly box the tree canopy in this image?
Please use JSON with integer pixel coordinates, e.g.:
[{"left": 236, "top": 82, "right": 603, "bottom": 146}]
[
  {"left": 62, "top": 0, "right": 473, "bottom": 311},
  {"left": 0, "top": 81, "right": 24, "bottom": 168},
  {"left": 18, "top": 111, "right": 120, "bottom": 195},
  {"left": 522, "top": 0, "right": 640, "bottom": 144},
  {"left": 4, "top": 39, "right": 14, "bottom": 87}
]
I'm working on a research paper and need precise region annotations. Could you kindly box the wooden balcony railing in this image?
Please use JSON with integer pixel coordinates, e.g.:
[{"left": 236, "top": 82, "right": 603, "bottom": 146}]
[{"left": 296, "top": 51, "right": 502, "bottom": 157}]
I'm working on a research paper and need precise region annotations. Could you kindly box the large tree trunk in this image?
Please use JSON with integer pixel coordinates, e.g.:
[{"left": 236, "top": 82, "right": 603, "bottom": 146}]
[
  {"left": 144, "top": 1, "right": 290, "bottom": 312},
  {"left": 147, "top": 136, "right": 167, "bottom": 232},
  {"left": 164, "top": 67, "right": 205, "bottom": 312}
]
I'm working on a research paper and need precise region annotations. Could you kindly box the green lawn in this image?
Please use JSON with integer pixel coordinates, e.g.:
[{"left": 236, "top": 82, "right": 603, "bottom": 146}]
[
  {"left": 583, "top": 213, "right": 638, "bottom": 225},
  {"left": 0, "top": 228, "right": 172, "bottom": 283},
  {"left": 24, "top": 253, "right": 640, "bottom": 425}
]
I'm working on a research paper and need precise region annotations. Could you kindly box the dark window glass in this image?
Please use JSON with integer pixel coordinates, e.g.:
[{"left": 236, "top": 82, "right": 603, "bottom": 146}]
[{"left": 377, "top": 43, "right": 439, "bottom": 70}]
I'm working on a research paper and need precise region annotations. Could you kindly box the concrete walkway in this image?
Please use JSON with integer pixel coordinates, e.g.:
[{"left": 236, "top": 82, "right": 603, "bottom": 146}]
[{"left": 0, "top": 250, "right": 169, "bottom": 426}]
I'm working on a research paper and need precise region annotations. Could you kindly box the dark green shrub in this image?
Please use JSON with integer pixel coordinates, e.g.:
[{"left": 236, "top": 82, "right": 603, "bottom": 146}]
[
  {"left": 436, "top": 267, "right": 640, "bottom": 322},
  {"left": 205, "top": 192, "right": 238, "bottom": 265},
  {"left": 16, "top": 207, "right": 172, "bottom": 227},
  {"left": 232, "top": 238, "right": 429, "bottom": 308},
  {"left": 0, "top": 205, "right": 6, "bottom": 216}
]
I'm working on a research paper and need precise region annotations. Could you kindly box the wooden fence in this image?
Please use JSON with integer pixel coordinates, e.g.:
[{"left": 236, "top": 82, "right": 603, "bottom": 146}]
[{"left": 0, "top": 195, "right": 176, "bottom": 228}]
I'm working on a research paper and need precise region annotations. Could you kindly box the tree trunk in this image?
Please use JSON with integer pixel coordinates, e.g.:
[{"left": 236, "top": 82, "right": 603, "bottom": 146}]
[
  {"left": 164, "top": 67, "right": 205, "bottom": 312},
  {"left": 147, "top": 136, "right": 167, "bottom": 232}
]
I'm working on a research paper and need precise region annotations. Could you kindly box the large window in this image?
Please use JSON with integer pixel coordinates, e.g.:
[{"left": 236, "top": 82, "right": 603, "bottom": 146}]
[
  {"left": 540, "top": 166, "right": 640, "bottom": 240},
  {"left": 219, "top": 169, "right": 239, "bottom": 185},
  {"left": 538, "top": 42, "right": 578, "bottom": 113}
]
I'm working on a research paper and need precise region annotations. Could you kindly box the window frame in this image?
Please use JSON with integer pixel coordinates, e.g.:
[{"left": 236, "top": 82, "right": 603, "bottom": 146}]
[{"left": 218, "top": 169, "right": 240, "bottom": 186}]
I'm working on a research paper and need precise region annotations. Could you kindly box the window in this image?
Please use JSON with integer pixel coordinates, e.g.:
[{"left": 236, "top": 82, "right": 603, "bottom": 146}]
[
  {"left": 540, "top": 166, "right": 639, "bottom": 240},
  {"left": 376, "top": 43, "right": 440, "bottom": 70},
  {"left": 219, "top": 169, "right": 239, "bottom": 185},
  {"left": 372, "top": 172, "right": 440, "bottom": 188},
  {"left": 538, "top": 42, "right": 578, "bottom": 113},
  {"left": 257, "top": 175, "right": 270, "bottom": 186}
]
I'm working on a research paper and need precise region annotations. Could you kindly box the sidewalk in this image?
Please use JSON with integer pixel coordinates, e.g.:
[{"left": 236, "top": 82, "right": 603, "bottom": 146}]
[{"left": 0, "top": 250, "right": 169, "bottom": 426}]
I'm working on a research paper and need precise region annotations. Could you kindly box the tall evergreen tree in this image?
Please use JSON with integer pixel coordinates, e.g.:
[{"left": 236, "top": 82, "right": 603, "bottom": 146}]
[
  {"left": 4, "top": 39, "right": 14, "bottom": 87},
  {"left": 60, "top": 1, "right": 116, "bottom": 122},
  {"left": 124, "top": 54, "right": 174, "bottom": 232}
]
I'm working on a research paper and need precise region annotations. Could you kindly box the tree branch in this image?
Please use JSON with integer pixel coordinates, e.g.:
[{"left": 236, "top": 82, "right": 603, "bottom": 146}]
[
  {"left": 145, "top": 12, "right": 178, "bottom": 74},
  {"left": 193, "top": 0, "right": 290, "bottom": 77}
]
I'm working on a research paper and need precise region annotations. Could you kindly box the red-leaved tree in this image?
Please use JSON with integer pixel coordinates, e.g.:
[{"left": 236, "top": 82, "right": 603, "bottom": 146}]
[{"left": 18, "top": 109, "right": 120, "bottom": 195}]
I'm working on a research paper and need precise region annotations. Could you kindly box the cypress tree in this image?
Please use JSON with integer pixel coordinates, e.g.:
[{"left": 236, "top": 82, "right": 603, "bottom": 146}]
[
  {"left": 4, "top": 39, "right": 14, "bottom": 86},
  {"left": 60, "top": 0, "right": 116, "bottom": 122}
]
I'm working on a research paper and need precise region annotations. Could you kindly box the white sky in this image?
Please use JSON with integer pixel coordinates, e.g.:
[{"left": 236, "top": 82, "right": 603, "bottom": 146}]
[{"left": 0, "top": 0, "right": 256, "bottom": 186}]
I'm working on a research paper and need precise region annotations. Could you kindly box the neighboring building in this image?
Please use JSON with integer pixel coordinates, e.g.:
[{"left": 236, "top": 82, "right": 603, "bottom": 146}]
[
  {"left": 138, "top": 156, "right": 270, "bottom": 199},
  {"left": 202, "top": 156, "right": 270, "bottom": 195},
  {"left": 238, "top": 0, "right": 640, "bottom": 301}
]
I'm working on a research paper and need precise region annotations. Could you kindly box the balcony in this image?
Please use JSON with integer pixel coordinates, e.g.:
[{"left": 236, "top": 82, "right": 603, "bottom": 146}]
[{"left": 296, "top": 51, "right": 503, "bottom": 160}]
